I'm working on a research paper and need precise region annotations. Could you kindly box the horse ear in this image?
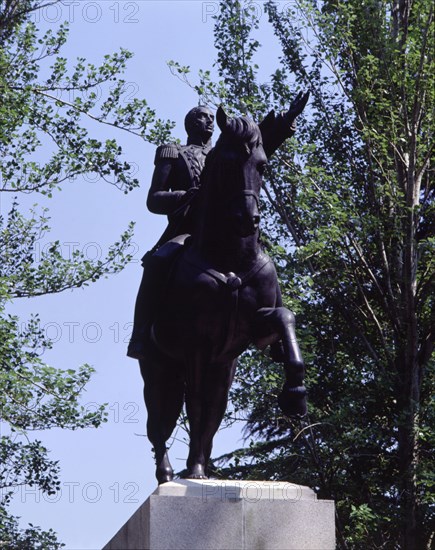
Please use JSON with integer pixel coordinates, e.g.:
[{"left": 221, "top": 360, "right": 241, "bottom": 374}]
[{"left": 216, "top": 105, "right": 230, "bottom": 132}]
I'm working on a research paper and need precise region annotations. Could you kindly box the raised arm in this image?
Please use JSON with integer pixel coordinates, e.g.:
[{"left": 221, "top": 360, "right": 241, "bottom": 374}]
[{"left": 259, "top": 91, "right": 310, "bottom": 158}]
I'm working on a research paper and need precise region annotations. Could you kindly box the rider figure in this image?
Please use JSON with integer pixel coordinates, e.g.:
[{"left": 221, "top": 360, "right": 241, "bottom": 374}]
[
  {"left": 127, "top": 95, "right": 309, "bottom": 360},
  {"left": 147, "top": 106, "right": 214, "bottom": 244},
  {"left": 127, "top": 106, "right": 214, "bottom": 359}
]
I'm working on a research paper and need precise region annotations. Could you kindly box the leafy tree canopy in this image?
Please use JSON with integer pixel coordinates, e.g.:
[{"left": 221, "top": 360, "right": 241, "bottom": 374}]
[
  {"left": 171, "top": 1, "right": 434, "bottom": 547},
  {"left": 0, "top": 1, "right": 174, "bottom": 546}
]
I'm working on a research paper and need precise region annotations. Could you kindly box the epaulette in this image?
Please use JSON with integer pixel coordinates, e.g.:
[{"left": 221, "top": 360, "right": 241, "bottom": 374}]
[{"left": 154, "top": 143, "right": 179, "bottom": 163}]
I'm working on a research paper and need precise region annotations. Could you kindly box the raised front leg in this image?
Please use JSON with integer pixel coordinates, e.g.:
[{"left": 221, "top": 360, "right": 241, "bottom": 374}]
[{"left": 253, "top": 307, "right": 307, "bottom": 417}]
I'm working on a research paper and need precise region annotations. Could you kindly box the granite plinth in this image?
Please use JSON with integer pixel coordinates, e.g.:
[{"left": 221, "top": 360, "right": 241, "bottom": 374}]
[{"left": 103, "top": 479, "right": 335, "bottom": 550}]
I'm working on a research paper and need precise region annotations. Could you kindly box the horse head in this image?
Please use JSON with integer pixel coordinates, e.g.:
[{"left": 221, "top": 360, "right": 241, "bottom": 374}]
[{"left": 199, "top": 106, "right": 267, "bottom": 239}]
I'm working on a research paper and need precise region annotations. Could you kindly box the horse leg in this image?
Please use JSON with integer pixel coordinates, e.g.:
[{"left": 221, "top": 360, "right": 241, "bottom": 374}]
[
  {"left": 200, "top": 359, "right": 238, "bottom": 473},
  {"left": 185, "top": 356, "right": 237, "bottom": 478},
  {"left": 184, "top": 351, "right": 208, "bottom": 479},
  {"left": 254, "top": 306, "right": 307, "bottom": 417},
  {"left": 139, "top": 353, "right": 185, "bottom": 484}
]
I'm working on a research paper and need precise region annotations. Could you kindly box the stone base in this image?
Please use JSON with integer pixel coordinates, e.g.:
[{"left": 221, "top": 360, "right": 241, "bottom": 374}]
[{"left": 103, "top": 479, "right": 335, "bottom": 550}]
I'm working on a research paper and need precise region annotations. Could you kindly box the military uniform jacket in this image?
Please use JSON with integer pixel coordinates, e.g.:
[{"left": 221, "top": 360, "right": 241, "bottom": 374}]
[{"left": 147, "top": 142, "right": 211, "bottom": 249}]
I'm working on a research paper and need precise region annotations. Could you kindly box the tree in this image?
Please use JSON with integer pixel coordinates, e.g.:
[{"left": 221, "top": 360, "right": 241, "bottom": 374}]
[
  {"left": 172, "top": 1, "right": 434, "bottom": 547},
  {"left": 0, "top": 1, "right": 174, "bottom": 546}
]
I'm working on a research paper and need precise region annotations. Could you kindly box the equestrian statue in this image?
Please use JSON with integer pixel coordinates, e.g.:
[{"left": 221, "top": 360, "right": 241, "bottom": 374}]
[{"left": 128, "top": 94, "right": 309, "bottom": 484}]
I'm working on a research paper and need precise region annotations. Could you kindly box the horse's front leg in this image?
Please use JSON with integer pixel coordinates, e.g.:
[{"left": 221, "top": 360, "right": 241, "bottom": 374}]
[
  {"left": 185, "top": 353, "right": 237, "bottom": 479},
  {"left": 253, "top": 307, "right": 307, "bottom": 417}
]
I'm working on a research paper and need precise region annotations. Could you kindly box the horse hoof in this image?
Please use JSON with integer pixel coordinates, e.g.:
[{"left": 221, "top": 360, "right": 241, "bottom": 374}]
[
  {"left": 155, "top": 453, "right": 174, "bottom": 484},
  {"left": 278, "top": 384, "right": 307, "bottom": 418},
  {"left": 156, "top": 465, "right": 173, "bottom": 484},
  {"left": 185, "top": 464, "right": 208, "bottom": 480}
]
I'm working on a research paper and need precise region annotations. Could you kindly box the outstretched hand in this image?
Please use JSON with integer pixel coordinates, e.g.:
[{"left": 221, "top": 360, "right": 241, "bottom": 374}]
[{"left": 285, "top": 91, "right": 310, "bottom": 122}]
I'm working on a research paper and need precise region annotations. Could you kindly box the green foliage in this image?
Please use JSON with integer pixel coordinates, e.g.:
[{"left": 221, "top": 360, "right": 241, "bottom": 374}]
[
  {"left": 175, "top": 1, "right": 434, "bottom": 548},
  {"left": 0, "top": 506, "right": 62, "bottom": 550},
  {"left": 1, "top": 203, "right": 135, "bottom": 297},
  {"left": 0, "top": 1, "right": 176, "bottom": 545},
  {"left": 0, "top": 16, "right": 174, "bottom": 196}
]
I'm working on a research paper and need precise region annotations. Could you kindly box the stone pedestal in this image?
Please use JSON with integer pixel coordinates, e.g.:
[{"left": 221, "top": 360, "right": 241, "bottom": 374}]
[{"left": 103, "top": 479, "right": 335, "bottom": 550}]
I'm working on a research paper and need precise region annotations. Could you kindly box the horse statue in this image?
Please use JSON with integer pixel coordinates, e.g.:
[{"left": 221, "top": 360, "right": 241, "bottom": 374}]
[{"left": 139, "top": 107, "right": 307, "bottom": 484}]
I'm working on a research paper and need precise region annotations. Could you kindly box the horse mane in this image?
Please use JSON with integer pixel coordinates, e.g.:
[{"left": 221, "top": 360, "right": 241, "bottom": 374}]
[
  {"left": 193, "top": 113, "right": 263, "bottom": 239},
  {"left": 215, "top": 115, "right": 263, "bottom": 154},
  {"left": 199, "top": 114, "right": 263, "bottom": 184}
]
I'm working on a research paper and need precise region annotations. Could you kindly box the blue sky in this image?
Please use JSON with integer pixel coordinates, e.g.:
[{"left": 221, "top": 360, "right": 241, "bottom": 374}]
[{"left": 5, "top": 1, "right": 289, "bottom": 548}]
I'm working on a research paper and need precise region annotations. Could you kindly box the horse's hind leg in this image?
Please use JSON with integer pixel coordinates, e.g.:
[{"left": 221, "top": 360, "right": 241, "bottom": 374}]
[
  {"left": 185, "top": 356, "right": 237, "bottom": 479},
  {"left": 254, "top": 307, "right": 307, "bottom": 417},
  {"left": 139, "top": 354, "right": 185, "bottom": 484}
]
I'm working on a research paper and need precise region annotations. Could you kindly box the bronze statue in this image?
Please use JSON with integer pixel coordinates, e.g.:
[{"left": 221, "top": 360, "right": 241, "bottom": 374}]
[
  {"left": 127, "top": 106, "right": 215, "bottom": 360},
  {"left": 128, "top": 98, "right": 308, "bottom": 360},
  {"left": 147, "top": 105, "right": 215, "bottom": 242},
  {"left": 129, "top": 96, "right": 309, "bottom": 484}
]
